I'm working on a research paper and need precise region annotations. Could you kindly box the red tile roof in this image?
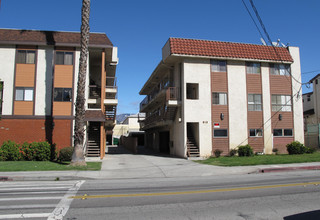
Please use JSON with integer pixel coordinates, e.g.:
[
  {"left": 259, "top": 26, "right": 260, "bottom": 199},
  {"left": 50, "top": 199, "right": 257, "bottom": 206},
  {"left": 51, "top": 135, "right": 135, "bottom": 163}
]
[
  {"left": 0, "top": 29, "right": 113, "bottom": 47},
  {"left": 169, "top": 38, "right": 293, "bottom": 62}
]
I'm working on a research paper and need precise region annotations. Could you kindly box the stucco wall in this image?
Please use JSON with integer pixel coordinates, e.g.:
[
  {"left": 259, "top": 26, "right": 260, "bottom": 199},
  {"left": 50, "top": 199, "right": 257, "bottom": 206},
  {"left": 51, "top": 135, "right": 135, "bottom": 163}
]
[
  {"left": 183, "top": 59, "right": 212, "bottom": 157},
  {"left": 261, "top": 62, "right": 273, "bottom": 153},
  {"left": 289, "top": 47, "right": 304, "bottom": 143},
  {"left": 0, "top": 46, "right": 16, "bottom": 115},
  {"left": 35, "top": 46, "right": 54, "bottom": 116},
  {"left": 227, "top": 60, "right": 248, "bottom": 149}
]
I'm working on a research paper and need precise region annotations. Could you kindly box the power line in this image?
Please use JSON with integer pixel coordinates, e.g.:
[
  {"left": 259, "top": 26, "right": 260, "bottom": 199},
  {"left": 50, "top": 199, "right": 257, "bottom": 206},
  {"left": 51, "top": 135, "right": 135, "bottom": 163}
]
[
  {"left": 302, "top": 70, "right": 320, "bottom": 75},
  {"left": 241, "top": 0, "right": 267, "bottom": 45}
]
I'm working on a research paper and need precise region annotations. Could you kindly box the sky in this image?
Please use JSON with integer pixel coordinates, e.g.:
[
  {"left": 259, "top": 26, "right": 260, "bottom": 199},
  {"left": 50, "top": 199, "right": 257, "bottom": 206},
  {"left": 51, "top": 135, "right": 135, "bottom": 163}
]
[{"left": 0, "top": 0, "right": 319, "bottom": 114}]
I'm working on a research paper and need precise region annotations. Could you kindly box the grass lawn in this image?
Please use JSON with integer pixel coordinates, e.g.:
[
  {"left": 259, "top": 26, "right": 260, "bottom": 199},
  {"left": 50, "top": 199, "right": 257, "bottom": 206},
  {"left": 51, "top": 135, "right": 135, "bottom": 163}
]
[
  {"left": 196, "top": 152, "right": 320, "bottom": 166},
  {"left": 0, "top": 161, "right": 102, "bottom": 172}
]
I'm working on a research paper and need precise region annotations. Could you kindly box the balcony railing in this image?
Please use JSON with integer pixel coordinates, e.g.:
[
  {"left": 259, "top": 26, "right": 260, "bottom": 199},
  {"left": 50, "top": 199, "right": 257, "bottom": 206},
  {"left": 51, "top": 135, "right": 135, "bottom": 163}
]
[
  {"left": 106, "top": 77, "right": 117, "bottom": 88},
  {"left": 140, "top": 87, "right": 179, "bottom": 111}
]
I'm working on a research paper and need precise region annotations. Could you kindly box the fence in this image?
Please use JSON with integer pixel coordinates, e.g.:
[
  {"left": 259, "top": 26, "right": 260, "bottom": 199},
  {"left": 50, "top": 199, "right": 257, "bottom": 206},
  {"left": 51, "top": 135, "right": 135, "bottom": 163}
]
[{"left": 305, "top": 124, "right": 320, "bottom": 149}]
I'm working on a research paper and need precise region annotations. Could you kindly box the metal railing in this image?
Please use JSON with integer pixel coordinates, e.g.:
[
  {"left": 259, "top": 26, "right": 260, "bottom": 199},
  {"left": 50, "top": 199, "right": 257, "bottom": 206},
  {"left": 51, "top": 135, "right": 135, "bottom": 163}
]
[
  {"left": 88, "top": 85, "right": 101, "bottom": 99},
  {"left": 140, "top": 87, "right": 179, "bottom": 111}
]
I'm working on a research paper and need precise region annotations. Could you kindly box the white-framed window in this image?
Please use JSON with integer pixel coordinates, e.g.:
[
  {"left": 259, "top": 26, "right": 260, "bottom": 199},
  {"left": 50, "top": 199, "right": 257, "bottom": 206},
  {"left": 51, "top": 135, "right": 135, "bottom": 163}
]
[
  {"left": 246, "top": 62, "right": 261, "bottom": 74},
  {"left": 16, "top": 50, "right": 36, "bottom": 64},
  {"left": 270, "top": 64, "right": 290, "bottom": 76},
  {"left": 211, "top": 60, "right": 227, "bottom": 72},
  {"left": 248, "top": 94, "right": 262, "bottom": 111},
  {"left": 56, "top": 51, "right": 73, "bottom": 65},
  {"left": 54, "top": 88, "right": 72, "bottom": 102},
  {"left": 249, "top": 129, "right": 263, "bottom": 137},
  {"left": 212, "top": 92, "right": 227, "bottom": 105},
  {"left": 271, "top": 95, "right": 292, "bottom": 111},
  {"left": 214, "top": 129, "right": 228, "bottom": 137},
  {"left": 273, "top": 129, "right": 293, "bottom": 137},
  {"left": 15, "top": 87, "right": 34, "bottom": 101}
]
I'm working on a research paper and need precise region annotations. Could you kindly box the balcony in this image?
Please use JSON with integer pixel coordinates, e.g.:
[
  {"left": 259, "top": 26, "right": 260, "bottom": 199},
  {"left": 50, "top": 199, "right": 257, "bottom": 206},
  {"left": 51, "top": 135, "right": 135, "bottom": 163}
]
[
  {"left": 139, "top": 103, "right": 178, "bottom": 130},
  {"left": 88, "top": 76, "right": 118, "bottom": 105},
  {"left": 140, "top": 87, "right": 180, "bottom": 112}
]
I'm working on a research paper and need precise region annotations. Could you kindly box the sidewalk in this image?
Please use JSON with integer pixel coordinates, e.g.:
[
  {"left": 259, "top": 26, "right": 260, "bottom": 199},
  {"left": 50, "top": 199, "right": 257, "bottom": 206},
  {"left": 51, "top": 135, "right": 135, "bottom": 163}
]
[{"left": 0, "top": 145, "right": 320, "bottom": 181}]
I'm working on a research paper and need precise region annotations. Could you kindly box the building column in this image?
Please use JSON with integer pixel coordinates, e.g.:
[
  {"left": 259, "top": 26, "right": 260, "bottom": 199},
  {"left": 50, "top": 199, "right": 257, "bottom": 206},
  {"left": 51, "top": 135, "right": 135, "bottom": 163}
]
[{"left": 100, "top": 50, "right": 106, "bottom": 159}]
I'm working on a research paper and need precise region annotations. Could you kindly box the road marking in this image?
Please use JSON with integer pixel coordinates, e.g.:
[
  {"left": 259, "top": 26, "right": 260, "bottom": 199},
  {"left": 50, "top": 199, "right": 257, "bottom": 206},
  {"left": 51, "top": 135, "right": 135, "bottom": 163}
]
[
  {"left": 71, "top": 181, "right": 320, "bottom": 199},
  {"left": 0, "top": 191, "right": 71, "bottom": 196},
  {"left": 0, "top": 196, "right": 62, "bottom": 201},
  {"left": 0, "top": 213, "right": 51, "bottom": 219},
  {"left": 0, "top": 186, "right": 70, "bottom": 191},
  {"left": 48, "top": 180, "right": 85, "bottom": 220},
  {"left": 0, "top": 204, "right": 57, "bottom": 210}
]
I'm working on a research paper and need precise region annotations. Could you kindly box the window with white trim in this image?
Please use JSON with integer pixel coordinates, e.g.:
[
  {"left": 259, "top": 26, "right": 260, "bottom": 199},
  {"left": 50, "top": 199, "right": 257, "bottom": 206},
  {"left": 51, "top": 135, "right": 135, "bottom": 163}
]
[
  {"left": 15, "top": 87, "right": 34, "bottom": 101},
  {"left": 212, "top": 92, "right": 227, "bottom": 105},
  {"left": 246, "top": 62, "right": 261, "bottom": 74},
  {"left": 270, "top": 64, "right": 290, "bottom": 76},
  {"left": 54, "top": 88, "right": 72, "bottom": 102},
  {"left": 248, "top": 94, "right": 262, "bottom": 111},
  {"left": 271, "top": 95, "right": 292, "bottom": 111},
  {"left": 214, "top": 129, "right": 228, "bottom": 137},
  {"left": 249, "top": 129, "right": 263, "bottom": 137},
  {"left": 211, "top": 60, "right": 227, "bottom": 72},
  {"left": 273, "top": 129, "right": 293, "bottom": 137}
]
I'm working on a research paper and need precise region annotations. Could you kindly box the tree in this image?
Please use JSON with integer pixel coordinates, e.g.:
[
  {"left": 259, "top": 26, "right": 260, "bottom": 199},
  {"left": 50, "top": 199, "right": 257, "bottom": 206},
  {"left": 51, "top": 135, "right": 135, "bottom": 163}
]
[{"left": 70, "top": 0, "right": 90, "bottom": 166}]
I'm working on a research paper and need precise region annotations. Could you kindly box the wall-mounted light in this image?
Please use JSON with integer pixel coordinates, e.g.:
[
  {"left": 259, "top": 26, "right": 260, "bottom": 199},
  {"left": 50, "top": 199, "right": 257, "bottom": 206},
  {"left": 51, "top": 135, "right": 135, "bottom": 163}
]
[
  {"left": 220, "top": 113, "right": 224, "bottom": 120},
  {"left": 279, "top": 114, "right": 282, "bottom": 121}
]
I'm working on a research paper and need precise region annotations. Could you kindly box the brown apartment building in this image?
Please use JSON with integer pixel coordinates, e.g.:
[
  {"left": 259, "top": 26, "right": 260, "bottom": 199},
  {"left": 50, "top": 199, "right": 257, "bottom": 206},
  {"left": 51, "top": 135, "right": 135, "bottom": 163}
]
[{"left": 0, "top": 29, "right": 119, "bottom": 158}]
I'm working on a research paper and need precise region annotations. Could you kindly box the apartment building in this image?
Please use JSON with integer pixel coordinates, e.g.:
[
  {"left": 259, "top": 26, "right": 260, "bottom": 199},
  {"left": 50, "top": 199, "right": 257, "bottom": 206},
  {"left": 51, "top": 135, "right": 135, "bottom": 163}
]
[
  {"left": 0, "top": 29, "right": 118, "bottom": 158},
  {"left": 302, "top": 74, "right": 320, "bottom": 148},
  {"left": 139, "top": 38, "right": 304, "bottom": 158}
]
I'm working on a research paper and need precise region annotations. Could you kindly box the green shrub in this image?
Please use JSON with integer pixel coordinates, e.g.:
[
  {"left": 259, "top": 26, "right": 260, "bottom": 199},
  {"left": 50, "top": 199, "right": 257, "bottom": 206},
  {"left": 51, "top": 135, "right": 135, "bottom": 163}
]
[
  {"left": 20, "top": 141, "right": 51, "bottom": 161},
  {"left": 0, "top": 140, "right": 21, "bottom": 161},
  {"left": 229, "top": 149, "right": 237, "bottom": 157},
  {"left": 286, "top": 141, "right": 307, "bottom": 155},
  {"left": 272, "top": 148, "right": 279, "bottom": 154},
  {"left": 238, "top": 145, "right": 254, "bottom": 157},
  {"left": 305, "top": 146, "right": 316, "bottom": 154},
  {"left": 58, "top": 147, "right": 74, "bottom": 162},
  {"left": 214, "top": 149, "right": 223, "bottom": 158}
]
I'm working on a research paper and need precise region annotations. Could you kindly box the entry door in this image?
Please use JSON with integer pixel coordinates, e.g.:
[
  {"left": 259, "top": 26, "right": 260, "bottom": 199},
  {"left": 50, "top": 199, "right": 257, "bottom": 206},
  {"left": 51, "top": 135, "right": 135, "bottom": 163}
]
[{"left": 159, "top": 131, "right": 170, "bottom": 154}]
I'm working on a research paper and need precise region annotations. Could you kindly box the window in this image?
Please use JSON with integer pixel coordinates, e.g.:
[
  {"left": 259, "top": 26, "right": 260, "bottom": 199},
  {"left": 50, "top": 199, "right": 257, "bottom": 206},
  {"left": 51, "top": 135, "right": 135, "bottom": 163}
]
[
  {"left": 273, "top": 129, "right": 283, "bottom": 136},
  {"left": 214, "top": 129, "right": 228, "bottom": 137},
  {"left": 246, "top": 62, "right": 260, "bottom": 74},
  {"left": 16, "top": 50, "right": 35, "bottom": 64},
  {"left": 56, "top": 52, "right": 73, "bottom": 65},
  {"left": 248, "top": 94, "right": 262, "bottom": 111},
  {"left": 270, "top": 64, "right": 290, "bottom": 76},
  {"left": 15, "top": 87, "right": 34, "bottom": 101},
  {"left": 212, "top": 92, "right": 227, "bottom": 105},
  {"left": 271, "top": 95, "right": 292, "bottom": 111},
  {"left": 54, "top": 88, "right": 72, "bottom": 101},
  {"left": 211, "top": 60, "right": 227, "bottom": 72},
  {"left": 284, "top": 129, "right": 293, "bottom": 136},
  {"left": 249, "top": 129, "right": 263, "bottom": 137},
  {"left": 273, "top": 129, "right": 293, "bottom": 137},
  {"left": 186, "top": 83, "right": 198, "bottom": 99}
]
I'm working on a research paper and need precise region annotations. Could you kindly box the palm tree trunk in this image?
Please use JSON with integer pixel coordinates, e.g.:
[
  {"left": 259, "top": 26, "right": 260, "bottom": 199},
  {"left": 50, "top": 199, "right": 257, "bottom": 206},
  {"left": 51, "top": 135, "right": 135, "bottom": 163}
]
[{"left": 70, "top": 0, "right": 90, "bottom": 166}]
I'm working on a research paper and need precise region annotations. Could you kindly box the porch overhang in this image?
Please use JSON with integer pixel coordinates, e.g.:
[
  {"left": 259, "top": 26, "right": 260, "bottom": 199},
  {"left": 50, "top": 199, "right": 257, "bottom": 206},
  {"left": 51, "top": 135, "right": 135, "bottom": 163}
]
[{"left": 84, "top": 110, "right": 106, "bottom": 122}]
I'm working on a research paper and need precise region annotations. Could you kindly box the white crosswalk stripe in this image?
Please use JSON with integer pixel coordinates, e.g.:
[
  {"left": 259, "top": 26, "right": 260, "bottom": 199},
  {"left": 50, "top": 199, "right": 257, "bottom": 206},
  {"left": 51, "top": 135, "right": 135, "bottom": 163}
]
[{"left": 0, "top": 180, "right": 85, "bottom": 219}]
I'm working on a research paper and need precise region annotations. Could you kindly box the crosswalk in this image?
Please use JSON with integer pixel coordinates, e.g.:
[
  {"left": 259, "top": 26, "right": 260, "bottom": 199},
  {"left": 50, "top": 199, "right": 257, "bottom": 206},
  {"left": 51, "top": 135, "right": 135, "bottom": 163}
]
[{"left": 0, "top": 180, "right": 85, "bottom": 219}]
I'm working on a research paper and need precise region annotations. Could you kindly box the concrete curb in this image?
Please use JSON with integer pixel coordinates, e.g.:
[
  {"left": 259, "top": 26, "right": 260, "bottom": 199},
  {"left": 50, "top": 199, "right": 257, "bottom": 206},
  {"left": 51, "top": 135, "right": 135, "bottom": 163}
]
[{"left": 259, "top": 165, "right": 320, "bottom": 173}]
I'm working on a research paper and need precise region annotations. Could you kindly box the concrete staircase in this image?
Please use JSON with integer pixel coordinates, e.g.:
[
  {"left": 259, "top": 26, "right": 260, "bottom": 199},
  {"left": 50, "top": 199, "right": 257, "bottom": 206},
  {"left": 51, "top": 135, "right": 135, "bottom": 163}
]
[{"left": 86, "top": 123, "right": 100, "bottom": 157}]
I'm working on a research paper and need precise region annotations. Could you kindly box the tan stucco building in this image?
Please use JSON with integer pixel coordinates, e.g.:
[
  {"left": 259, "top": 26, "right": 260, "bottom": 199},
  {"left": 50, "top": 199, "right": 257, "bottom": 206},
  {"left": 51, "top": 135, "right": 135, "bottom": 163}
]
[{"left": 139, "top": 38, "right": 304, "bottom": 158}]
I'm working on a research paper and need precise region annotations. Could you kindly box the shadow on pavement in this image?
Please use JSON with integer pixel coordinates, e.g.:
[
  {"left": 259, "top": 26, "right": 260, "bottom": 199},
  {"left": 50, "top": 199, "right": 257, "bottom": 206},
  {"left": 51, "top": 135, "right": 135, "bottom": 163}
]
[
  {"left": 284, "top": 210, "right": 320, "bottom": 220},
  {"left": 106, "top": 145, "right": 182, "bottom": 159}
]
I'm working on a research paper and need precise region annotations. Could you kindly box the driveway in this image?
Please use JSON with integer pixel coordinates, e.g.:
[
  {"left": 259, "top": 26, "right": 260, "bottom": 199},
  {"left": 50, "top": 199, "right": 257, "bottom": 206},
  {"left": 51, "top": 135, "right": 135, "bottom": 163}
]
[{"left": 100, "top": 145, "right": 258, "bottom": 179}]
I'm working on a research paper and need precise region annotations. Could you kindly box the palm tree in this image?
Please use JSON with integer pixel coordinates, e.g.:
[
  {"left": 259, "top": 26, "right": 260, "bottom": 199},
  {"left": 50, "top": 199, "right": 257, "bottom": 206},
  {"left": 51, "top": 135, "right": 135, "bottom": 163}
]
[{"left": 70, "top": 0, "right": 90, "bottom": 166}]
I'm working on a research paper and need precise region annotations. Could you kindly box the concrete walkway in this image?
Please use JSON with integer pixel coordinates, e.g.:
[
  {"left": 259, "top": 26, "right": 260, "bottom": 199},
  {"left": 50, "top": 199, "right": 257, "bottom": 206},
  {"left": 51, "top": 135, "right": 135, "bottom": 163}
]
[{"left": 1, "top": 145, "right": 320, "bottom": 181}]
